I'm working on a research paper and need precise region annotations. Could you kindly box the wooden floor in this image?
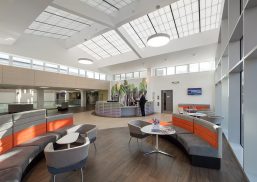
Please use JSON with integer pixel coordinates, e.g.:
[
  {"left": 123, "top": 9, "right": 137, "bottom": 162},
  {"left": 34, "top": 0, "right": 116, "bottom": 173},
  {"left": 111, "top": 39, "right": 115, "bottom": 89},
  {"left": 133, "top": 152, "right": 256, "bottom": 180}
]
[{"left": 23, "top": 127, "right": 248, "bottom": 182}]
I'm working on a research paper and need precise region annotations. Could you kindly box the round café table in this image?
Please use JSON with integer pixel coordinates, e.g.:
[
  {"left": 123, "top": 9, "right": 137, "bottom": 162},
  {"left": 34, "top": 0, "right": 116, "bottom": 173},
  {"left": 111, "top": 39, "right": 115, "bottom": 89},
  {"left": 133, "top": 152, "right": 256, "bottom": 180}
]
[
  {"left": 141, "top": 125, "right": 176, "bottom": 157},
  {"left": 56, "top": 132, "right": 79, "bottom": 148}
]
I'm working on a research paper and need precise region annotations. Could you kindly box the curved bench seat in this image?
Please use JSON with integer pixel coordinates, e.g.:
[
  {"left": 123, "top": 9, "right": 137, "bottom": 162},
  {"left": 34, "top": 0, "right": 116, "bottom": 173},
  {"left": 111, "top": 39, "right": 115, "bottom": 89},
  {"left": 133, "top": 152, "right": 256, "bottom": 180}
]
[
  {"left": 0, "top": 167, "right": 22, "bottom": 182},
  {"left": 0, "top": 110, "right": 94, "bottom": 182},
  {"left": 163, "top": 113, "right": 222, "bottom": 169},
  {"left": 0, "top": 146, "right": 40, "bottom": 172}
]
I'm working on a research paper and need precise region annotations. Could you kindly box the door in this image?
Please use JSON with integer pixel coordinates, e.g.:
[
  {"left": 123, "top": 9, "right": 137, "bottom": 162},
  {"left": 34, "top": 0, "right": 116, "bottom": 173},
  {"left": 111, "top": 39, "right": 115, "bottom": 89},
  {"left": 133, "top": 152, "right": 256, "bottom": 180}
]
[{"left": 161, "top": 90, "right": 173, "bottom": 113}]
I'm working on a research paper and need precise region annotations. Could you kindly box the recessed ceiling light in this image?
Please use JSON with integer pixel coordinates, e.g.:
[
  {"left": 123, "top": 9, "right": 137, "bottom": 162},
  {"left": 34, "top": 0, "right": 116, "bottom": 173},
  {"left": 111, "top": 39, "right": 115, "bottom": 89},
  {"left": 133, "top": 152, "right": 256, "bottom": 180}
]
[
  {"left": 40, "top": 86, "right": 49, "bottom": 89},
  {"left": 78, "top": 58, "right": 94, "bottom": 65},
  {"left": 147, "top": 33, "right": 170, "bottom": 47}
]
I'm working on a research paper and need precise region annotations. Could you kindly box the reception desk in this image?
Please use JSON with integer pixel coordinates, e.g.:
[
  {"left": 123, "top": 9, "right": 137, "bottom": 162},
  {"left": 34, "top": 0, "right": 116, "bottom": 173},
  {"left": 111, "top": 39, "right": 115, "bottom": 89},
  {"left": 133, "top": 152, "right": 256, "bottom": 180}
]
[{"left": 95, "top": 101, "right": 154, "bottom": 117}]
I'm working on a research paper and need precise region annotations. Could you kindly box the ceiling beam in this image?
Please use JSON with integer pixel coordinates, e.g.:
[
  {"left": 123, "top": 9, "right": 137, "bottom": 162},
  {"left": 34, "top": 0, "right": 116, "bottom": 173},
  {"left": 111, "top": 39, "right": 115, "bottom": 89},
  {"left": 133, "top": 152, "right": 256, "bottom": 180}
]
[{"left": 115, "top": 28, "right": 142, "bottom": 59}]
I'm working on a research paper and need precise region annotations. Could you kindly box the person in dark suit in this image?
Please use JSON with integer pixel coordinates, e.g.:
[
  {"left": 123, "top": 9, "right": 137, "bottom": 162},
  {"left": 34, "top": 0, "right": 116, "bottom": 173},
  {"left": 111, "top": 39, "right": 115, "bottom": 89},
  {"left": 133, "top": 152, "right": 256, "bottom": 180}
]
[{"left": 139, "top": 93, "right": 147, "bottom": 116}]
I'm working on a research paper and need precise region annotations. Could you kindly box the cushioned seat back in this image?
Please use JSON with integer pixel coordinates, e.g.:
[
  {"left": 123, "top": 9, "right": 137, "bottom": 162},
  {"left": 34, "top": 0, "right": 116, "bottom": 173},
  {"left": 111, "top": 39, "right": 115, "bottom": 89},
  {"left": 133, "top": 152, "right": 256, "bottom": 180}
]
[
  {"left": 46, "top": 114, "right": 73, "bottom": 132},
  {"left": 193, "top": 118, "right": 222, "bottom": 157},
  {"left": 172, "top": 113, "right": 194, "bottom": 132},
  {"left": 13, "top": 109, "right": 46, "bottom": 146},
  {"left": 0, "top": 114, "right": 13, "bottom": 154}
]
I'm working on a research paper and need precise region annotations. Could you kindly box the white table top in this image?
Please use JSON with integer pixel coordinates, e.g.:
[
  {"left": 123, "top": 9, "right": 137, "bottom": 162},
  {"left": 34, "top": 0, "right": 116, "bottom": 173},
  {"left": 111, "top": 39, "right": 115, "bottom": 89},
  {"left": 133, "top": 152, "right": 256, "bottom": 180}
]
[
  {"left": 141, "top": 125, "right": 176, "bottom": 135},
  {"left": 186, "top": 112, "right": 207, "bottom": 117},
  {"left": 56, "top": 132, "right": 79, "bottom": 145}
]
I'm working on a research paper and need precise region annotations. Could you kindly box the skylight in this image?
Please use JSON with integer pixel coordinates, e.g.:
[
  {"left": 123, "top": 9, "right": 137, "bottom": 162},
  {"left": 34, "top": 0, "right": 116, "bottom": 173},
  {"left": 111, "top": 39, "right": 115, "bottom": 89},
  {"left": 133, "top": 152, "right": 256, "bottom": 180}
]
[
  {"left": 25, "top": 6, "right": 93, "bottom": 39},
  {"left": 121, "top": 0, "right": 222, "bottom": 48},
  {"left": 81, "top": 0, "right": 136, "bottom": 15},
  {"left": 78, "top": 30, "right": 131, "bottom": 60}
]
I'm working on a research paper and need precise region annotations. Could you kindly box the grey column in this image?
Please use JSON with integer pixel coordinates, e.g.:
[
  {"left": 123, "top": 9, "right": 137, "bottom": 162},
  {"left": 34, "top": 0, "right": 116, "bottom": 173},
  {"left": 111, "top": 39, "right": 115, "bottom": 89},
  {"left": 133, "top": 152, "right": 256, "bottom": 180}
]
[
  {"left": 80, "top": 90, "right": 87, "bottom": 108},
  {"left": 37, "top": 89, "right": 44, "bottom": 109}
]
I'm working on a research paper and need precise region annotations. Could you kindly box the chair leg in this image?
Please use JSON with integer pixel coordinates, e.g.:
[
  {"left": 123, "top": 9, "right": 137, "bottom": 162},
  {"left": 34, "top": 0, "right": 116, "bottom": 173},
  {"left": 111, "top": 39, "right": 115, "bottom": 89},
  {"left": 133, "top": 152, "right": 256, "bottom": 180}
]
[
  {"left": 81, "top": 168, "right": 84, "bottom": 182},
  {"left": 53, "top": 175, "right": 56, "bottom": 182},
  {"left": 93, "top": 142, "right": 96, "bottom": 150},
  {"left": 128, "top": 137, "right": 132, "bottom": 144}
]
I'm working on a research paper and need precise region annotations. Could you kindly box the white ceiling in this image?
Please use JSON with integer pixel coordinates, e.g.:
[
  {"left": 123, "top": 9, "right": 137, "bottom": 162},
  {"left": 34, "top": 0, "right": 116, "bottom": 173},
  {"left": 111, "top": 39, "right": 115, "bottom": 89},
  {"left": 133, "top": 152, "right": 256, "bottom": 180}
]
[{"left": 0, "top": 0, "right": 223, "bottom": 70}]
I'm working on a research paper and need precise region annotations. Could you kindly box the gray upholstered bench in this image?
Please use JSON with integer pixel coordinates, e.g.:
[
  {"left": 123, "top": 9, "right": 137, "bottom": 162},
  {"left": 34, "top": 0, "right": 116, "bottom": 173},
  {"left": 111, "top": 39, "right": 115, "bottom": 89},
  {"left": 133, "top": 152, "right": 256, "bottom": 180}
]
[{"left": 163, "top": 113, "right": 222, "bottom": 169}]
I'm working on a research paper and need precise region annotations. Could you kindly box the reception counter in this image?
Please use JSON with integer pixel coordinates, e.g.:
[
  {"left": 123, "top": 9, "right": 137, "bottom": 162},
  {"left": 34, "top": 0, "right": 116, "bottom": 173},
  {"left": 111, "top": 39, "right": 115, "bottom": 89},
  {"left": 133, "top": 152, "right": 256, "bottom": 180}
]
[{"left": 95, "top": 101, "right": 154, "bottom": 117}]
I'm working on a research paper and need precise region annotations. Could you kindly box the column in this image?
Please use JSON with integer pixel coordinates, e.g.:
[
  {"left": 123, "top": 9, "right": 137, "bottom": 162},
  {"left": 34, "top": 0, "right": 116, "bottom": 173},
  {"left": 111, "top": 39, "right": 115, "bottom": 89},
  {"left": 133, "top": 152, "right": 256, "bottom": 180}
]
[{"left": 37, "top": 89, "right": 44, "bottom": 109}]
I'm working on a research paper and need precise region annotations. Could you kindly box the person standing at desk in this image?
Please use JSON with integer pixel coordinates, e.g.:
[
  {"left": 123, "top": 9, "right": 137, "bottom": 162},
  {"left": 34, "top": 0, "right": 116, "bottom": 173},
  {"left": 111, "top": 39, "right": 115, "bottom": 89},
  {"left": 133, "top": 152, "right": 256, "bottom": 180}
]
[{"left": 139, "top": 93, "right": 147, "bottom": 116}]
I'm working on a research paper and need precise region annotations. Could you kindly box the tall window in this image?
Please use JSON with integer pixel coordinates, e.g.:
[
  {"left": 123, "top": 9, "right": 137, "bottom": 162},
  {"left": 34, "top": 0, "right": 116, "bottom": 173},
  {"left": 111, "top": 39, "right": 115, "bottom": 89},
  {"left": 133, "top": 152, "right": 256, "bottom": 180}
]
[
  {"left": 114, "top": 74, "right": 120, "bottom": 81},
  {"left": 87, "top": 71, "right": 94, "bottom": 78},
  {"left": 240, "top": 70, "right": 244, "bottom": 147},
  {"left": 200, "top": 62, "right": 212, "bottom": 71},
  {"left": 45, "top": 63, "right": 58, "bottom": 72},
  {"left": 126, "top": 73, "right": 133, "bottom": 79},
  {"left": 156, "top": 68, "right": 166, "bottom": 76},
  {"left": 32, "top": 60, "right": 44, "bottom": 70},
  {"left": 0, "top": 53, "right": 9, "bottom": 65},
  {"left": 79, "top": 69, "right": 86, "bottom": 77},
  {"left": 140, "top": 70, "right": 147, "bottom": 78},
  {"left": 94, "top": 72, "right": 100, "bottom": 79},
  {"left": 12, "top": 57, "right": 31, "bottom": 68},
  {"left": 189, "top": 63, "right": 199, "bottom": 72},
  {"left": 100, "top": 74, "right": 106, "bottom": 80},
  {"left": 167, "top": 67, "right": 175, "bottom": 75},
  {"left": 176, "top": 65, "right": 188, "bottom": 74},
  {"left": 60, "top": 65, "right": 68, "bottom": 74},
  {"left": 134, "top": 72, "right": 139, "bottom": 78},
  {"left": 121, "top": 74, "right": 125, "bottom": 80}
]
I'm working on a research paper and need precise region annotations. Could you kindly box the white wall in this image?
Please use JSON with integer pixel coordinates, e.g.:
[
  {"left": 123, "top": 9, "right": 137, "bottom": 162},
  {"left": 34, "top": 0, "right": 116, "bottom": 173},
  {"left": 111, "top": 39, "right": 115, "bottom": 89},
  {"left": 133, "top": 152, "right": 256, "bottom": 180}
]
[
  {"left": 103, "top": 44, "right": 217, "bottom": 74},
  {"left": 148, "top": 71, "right": 214, "bottom": 113},
  {"left": 110, "top": 71, "right": 215, "bottom": 113},
  {"left": 0, "top": 89, "right": 16, "bottom": 103}
]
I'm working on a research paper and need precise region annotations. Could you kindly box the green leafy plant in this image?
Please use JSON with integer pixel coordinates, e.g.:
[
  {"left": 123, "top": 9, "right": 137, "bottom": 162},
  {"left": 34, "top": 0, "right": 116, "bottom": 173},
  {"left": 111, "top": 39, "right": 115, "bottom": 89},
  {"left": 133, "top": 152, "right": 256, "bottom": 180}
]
[{"left": 139, "top": 78, "right": 147, "bottom": 95}]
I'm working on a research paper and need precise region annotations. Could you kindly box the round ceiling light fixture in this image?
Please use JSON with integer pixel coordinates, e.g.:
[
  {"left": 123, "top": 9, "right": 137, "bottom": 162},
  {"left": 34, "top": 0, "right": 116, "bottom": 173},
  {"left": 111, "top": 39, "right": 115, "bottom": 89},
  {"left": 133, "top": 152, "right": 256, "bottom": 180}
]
[
  {"left": 147, "top": 33, "right": 170, "bottom": 47},
  {"left": 78, "top": 58, "right": 93, "bottom": 65}
]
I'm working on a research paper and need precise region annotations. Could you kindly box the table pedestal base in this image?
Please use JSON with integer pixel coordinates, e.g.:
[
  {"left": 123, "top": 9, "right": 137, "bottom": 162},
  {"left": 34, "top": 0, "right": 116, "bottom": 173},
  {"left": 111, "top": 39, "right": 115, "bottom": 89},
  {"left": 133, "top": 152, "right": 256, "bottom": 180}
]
[
  {"left": 144, "top": 150, "right": 174, "bottom": 157},
  {"left": 144, "top": 134, "right": 175, "bottom": 158}
]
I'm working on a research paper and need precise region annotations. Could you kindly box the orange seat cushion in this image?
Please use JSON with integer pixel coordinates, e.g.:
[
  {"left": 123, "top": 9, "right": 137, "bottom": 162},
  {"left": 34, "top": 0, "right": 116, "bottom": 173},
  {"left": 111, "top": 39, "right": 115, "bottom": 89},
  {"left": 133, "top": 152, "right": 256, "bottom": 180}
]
[
  {"left": 47, "top": 118, "right": 73, "bottom": 132},
  {"left": 0, "top": 135, "right": 13, "bottom": 154},
  {"left": 194, "top": 123, "right": 218, "bottom": 148},
  {"left": 13, "top": 122, "right": 46, "bottom": 146},
  {"left": 172, "top": 116, "right": 194, "bottom": 132}
]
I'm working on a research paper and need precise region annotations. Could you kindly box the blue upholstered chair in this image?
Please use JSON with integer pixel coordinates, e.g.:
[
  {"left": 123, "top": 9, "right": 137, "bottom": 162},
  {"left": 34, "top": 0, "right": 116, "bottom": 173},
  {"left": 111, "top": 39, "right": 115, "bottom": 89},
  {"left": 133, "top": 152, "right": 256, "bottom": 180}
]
[{"left": 44, "top": 138, "right": 90, "bottom": 182}]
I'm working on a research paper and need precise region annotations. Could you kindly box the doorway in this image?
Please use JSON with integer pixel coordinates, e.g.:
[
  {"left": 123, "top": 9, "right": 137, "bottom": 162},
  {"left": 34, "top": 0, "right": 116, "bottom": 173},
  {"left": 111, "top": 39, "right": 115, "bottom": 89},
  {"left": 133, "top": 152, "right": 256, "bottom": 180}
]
[{"left": 161, "top": 90, "right": 173, "bottom": 113}]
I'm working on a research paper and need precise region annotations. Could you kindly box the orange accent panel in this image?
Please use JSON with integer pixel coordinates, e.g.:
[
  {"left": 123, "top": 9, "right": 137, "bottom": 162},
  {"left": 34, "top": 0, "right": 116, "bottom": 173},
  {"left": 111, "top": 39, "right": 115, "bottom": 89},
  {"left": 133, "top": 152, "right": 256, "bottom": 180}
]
[
  {"left": 147, "top": 120, "right": 172, "bottom": 126},
  {"left": 195, "top": 105, "right": 210, "bottom": 110},
  {"left": 47, "top": 118, "right": 73, "bottom": 132},
  {"left": 194, "top": 123, "right": 218, "bottom": 148},
  {"left": 0, "top": 135, "right": 13, "bottom": 154},
  {"left": 172, "top": 116, "right": 194, "bottom": 132},
  {"left": 13, "top": 123, "right": 46, "bottom": 146},
  {"left": 179, "top": 105, "right": 190, "bottom": 109}
]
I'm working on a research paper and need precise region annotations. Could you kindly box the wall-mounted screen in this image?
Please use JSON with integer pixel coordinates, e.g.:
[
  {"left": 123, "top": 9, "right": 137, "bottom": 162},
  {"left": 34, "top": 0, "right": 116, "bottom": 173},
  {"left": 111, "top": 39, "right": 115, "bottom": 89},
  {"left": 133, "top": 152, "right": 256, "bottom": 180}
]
[{"left": 187, "top": 88, "right": 202, "bottom": 95}]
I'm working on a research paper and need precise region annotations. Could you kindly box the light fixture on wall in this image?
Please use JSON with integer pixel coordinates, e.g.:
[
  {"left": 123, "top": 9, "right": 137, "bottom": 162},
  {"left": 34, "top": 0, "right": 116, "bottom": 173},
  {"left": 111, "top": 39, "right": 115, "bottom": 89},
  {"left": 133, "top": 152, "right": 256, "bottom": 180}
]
[
  {"left": 147, "top": 33, "right": 170, "bottom": 47},
  {"left": 78, "top": 58, "right": 93, "bottom": 65}
]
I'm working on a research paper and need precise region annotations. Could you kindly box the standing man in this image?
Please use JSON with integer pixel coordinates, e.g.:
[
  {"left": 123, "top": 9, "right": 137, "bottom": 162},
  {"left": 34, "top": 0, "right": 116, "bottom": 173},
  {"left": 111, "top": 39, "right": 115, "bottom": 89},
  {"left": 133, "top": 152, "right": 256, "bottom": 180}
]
[{"left": 139, "top": 93, "right": 147, "bottom": 116}]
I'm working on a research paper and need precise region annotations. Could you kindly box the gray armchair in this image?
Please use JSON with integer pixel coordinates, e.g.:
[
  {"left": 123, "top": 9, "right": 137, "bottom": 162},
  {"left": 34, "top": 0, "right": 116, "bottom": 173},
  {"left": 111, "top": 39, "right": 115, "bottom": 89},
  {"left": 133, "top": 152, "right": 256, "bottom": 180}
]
[
  {"left": 128, "top": 120, "right": 151, "bottom": 143},
  {"left": 44, "top": 138, "right": 90, "bottom": 182},
  {"left": 68, "top": 124, "right": 97, "bottom": 150}
]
